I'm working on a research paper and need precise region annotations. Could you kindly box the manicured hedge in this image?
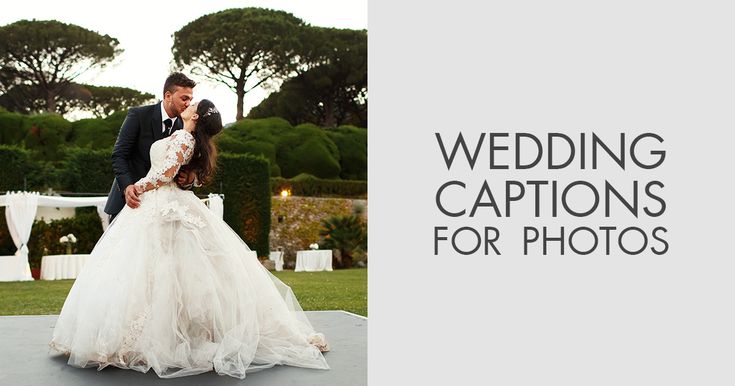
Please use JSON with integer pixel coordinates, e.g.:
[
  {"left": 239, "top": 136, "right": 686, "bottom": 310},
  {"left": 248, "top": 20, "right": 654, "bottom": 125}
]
[
  {"left": 0, "top": 111, "right": 367, "bottom": 185},
  {"left": 70, "top": 118, "right": 118, "bottom": 149},
  {"left": 219, "top": 117, "right": 292, "bottom": 177},
  {"left": 0, "top": 145, "right": 33, "bottom": 191},
  {"left": 60, "top": 147, "right": 114, "bottom": 193},
  {"left": 325, "top": 125, "right": 367, "bottom": 180},
  {"left": 271, "top": 175, "right": 367, "bottom": 198},
  {"left": 276, "top": 124, "right": 341, "bottom": 179},
  {"left": 199, "top": 153, "right": 271, "bottom": 257},
  {"left": 239, "top": 139, "right": 280, "bottom": 177},
  {"left": 218, "top": 117, "right": 366, "bottom": 181},
  {"left": 22, "top": 113, "right": 72, "bottom": 162},
  {"left": 0, "top": 145, "right": 58, "bottom": 191},
  {"left": 0, "top": 111, "right": 26, "bottom": 145}
]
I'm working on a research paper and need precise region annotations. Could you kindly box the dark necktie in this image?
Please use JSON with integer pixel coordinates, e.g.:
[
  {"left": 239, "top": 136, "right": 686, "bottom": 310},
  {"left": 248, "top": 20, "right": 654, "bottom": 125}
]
[{"left": 163, "top": 118, "right": 173, "bottom": 136}]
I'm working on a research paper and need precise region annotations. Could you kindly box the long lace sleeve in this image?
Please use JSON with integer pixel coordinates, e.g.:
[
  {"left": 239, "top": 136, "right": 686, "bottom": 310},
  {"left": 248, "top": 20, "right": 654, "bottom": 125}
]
[{"left": 135, "top": 131, "right": 195, "bottom": 193}]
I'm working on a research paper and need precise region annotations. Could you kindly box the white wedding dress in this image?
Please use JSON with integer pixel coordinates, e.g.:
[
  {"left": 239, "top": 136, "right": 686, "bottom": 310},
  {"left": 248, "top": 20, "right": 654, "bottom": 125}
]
[{"left": 49, "top": 129, "right": 329, "bottom": 379}]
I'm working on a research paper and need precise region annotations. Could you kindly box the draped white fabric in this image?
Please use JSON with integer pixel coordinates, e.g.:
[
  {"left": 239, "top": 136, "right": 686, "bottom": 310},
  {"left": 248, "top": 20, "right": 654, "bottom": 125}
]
[
  {"left": 0, "top": 194, "right": 110, "bottom": 230},
  {"left": 3, "top": 192, "right": 38, "bottom": 281},
  {"left": 35, "top": 195, "right": 108, "bottom": 208},
  {"left": 96, "top": 205, "right": 110, "bottom": 231},
  {"left": 206, "top": 193, "right": 224, "bottom": 219}
]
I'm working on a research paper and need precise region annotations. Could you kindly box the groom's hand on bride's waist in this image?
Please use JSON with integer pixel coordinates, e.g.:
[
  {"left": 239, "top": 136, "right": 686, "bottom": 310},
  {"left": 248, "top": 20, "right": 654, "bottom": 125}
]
[
  {"left": 176, "top": 167, "right": 197, "bottom": 190},
  {"left": 124, "top": 185, "right": 141, "bottom": 208}
]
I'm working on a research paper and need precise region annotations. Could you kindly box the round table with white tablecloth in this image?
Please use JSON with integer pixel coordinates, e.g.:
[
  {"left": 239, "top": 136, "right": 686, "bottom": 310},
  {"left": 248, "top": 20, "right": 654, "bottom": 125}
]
[
  {"left": 40, "top": 254, "right": 91, "bottom": 280},
  {"left": 294, "top": 250, "right": 333, "bottom": 272}
]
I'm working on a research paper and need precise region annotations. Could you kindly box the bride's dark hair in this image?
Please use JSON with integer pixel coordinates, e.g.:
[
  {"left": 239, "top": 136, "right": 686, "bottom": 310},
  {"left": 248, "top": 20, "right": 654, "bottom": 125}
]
[{"left": 189, "top": 99, "right": 222, "bottom": 185}]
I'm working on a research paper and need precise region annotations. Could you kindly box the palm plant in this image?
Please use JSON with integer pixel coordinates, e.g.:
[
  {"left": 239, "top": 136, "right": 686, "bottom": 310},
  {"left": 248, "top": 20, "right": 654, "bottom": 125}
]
[{"left": 318, "top": 209, "right": 366, "bottom": 269}]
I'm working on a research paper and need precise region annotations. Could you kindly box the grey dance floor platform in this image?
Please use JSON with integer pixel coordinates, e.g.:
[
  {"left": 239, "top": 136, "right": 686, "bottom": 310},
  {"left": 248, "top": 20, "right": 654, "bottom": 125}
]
[{"left": 0, "top": 311, "right": 366, "bottom": 385}]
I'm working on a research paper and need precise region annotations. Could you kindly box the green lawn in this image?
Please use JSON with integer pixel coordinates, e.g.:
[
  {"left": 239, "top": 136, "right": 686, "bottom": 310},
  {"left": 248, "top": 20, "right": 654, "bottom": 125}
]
[{"left": 0, "top": 268, "right": 367, "bottom": 317}]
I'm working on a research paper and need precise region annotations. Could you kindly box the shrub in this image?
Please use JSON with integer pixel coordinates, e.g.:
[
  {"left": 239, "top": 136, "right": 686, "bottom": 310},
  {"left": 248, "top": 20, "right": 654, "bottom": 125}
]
[
  {"left": 0, "top": 145, "right": 34, "bottom": 191},
  {"left": 104, "top": 110, "right": 128, "bottom": 131},
  {"left": 318, "top": 210, "right": 367, "bottom": 269},
  {"left": 0, "top": 110, "right": 26, "bottom": 145},
  {"left": 217, "top": 118, "right": 366, "bottom": 181},
  {"left": 0, "top": 145, "right": 56, "bottom": 191},
  {"left": 70, "top": 118, "right": 118, "bottom": 148},
  {"left": 325, "top": 125, "right": 367, "bottom": 180},
  {"left": 221, "top": 117, "right": 293, "bottom": 177},
  {"left": 199, "top": 153, "right": 271, "bottom": 257},
  {"left": 215, "top": 133, "right": 249, "bottom": 154},
  {"left": 276, "top": 124, "right": 341, "bottom": 179},
  {"left": 26, "top": 211, "right": 104, "bottom": 269},
  {"left": 232, "top": 117, "right": 292, "bottom": 139},
  {"left": 21, "top": 114, "right": 72, "bottom": 162},
  {"left": 60, "top": 147, "right": 114, "bottom": 193},
  {"left": 241, "top": 140, "right": 280, "bottom": 176}
]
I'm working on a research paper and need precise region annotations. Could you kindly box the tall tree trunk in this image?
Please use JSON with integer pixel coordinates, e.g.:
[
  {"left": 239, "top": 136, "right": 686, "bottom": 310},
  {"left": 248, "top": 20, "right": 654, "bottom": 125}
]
[
  {"left": 236, "top": 82, "right": 245, "bottom": 120},
  {"left": 45, "top": 90, "right": 57, "bottom": 113},
  {"left": 323, "top": 99, "right": 336, "bottom": 127}
]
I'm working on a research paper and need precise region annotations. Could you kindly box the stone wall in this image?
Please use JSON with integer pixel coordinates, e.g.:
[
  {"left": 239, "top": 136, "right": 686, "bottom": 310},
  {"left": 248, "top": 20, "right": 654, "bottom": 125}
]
[{"left": 269, "top": 196, "right": 367, "bottom": 267}]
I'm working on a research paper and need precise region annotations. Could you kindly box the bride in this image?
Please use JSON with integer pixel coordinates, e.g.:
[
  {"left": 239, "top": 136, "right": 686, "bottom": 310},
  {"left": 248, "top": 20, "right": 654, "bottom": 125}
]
[{"left": 48, "top": 99, "right": 329, "bottom": 379}]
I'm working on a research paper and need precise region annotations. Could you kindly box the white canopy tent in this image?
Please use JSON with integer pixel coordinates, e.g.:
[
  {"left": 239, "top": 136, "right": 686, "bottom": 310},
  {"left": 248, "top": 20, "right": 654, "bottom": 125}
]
[{"left": 0, "top": 191, "right": 224, "bottom": 282}]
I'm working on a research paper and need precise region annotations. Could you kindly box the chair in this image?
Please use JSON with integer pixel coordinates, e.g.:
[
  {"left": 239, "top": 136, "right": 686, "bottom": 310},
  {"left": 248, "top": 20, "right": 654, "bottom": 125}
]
[{"left": 269, "top": 250, "right": 284, "bottom": 271}]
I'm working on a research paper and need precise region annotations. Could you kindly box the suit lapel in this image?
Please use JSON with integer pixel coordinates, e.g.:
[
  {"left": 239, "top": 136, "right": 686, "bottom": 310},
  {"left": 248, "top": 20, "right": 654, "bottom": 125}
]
[{"left": 152, "top": 101, "right": 164, "bottom": 141}]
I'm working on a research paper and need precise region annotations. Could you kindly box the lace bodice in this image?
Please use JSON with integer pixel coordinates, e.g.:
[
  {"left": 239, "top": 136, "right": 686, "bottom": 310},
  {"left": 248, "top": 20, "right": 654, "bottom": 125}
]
[{"left": 135, "top": 130, "right": 195, "bottom": 192}]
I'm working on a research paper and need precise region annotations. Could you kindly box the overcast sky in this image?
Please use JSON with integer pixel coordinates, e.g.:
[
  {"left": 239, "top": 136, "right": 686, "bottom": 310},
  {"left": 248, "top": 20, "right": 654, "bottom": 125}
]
[{"left": 0, "top": 0, "right": 367, "bottom": 124}]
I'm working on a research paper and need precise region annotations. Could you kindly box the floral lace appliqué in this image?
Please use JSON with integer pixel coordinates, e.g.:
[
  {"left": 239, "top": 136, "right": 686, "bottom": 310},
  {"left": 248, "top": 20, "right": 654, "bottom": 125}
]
[
  {"left": 308, "top": 333, "right": 330, "bottom": 352},
  {"left": 119, "top": 307, "right": 151, "bottom": 357},
  {"left": 135, "top": 130, "right": 195, "bottom": 192},
  {"left": 160, "top": 200, "right": 205, "bottom": 228}
]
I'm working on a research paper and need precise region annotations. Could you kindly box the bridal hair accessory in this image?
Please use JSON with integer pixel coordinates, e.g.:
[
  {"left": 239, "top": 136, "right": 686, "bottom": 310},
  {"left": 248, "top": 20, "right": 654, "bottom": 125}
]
[{"left": 203, "top": 107, "right": 219, "bottom": 117}]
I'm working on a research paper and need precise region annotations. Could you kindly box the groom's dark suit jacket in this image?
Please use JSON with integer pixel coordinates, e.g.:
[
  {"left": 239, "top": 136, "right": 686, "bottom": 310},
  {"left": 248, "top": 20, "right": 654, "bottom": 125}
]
[{"left": 104, "top": 102, "right": 183, "bottom": 216}]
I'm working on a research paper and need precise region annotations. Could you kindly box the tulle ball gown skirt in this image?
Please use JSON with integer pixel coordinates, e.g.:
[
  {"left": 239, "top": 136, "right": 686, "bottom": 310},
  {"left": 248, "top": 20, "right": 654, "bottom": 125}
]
[{"left": 48, "top": 184, "right": 329, "bottom": 379}]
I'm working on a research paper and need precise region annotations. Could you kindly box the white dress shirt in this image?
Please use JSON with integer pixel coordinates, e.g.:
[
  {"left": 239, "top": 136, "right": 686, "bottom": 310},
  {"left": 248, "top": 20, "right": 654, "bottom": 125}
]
[{"left": 160, "top": 102, "right": 177, "bottom": 133}]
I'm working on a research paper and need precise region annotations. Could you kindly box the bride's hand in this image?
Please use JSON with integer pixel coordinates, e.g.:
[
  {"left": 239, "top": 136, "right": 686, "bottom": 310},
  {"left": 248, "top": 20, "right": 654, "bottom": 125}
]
[{"left": 125, "top": 185, "right": 141, "bottom": 208}]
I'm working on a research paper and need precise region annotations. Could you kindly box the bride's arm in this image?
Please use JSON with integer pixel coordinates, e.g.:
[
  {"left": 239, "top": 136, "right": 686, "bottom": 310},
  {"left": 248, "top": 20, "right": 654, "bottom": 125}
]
[{"left": 134, "top": 131, "right": 195, "bottom": 193}]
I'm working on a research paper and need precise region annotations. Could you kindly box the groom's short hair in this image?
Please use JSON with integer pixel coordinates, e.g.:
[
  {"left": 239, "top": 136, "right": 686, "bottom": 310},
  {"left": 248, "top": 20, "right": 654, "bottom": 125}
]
[{"left": 163, "top": 72, "right": 196, "bottom": 96}]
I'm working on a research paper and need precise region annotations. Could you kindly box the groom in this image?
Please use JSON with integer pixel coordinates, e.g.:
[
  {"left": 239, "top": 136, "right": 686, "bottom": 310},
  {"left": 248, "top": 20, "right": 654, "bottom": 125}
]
[{"left": 104, "top": 72, "right": 198, "bottom": 222}]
